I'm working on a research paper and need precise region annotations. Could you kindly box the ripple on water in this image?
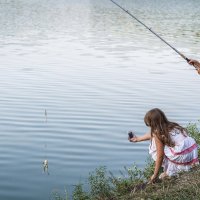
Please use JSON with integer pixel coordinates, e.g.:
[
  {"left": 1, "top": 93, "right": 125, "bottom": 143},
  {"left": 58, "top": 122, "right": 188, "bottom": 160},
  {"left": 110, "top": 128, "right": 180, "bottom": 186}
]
[{"left": 0, "top": 0, "right": 200, "bottom": 199}]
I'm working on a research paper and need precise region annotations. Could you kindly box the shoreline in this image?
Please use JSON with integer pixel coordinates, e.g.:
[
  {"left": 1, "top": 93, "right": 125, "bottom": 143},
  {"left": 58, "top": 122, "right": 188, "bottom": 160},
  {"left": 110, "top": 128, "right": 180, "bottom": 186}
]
[{"left": 53, "top": 122, "right": 200, "bottom": 200}]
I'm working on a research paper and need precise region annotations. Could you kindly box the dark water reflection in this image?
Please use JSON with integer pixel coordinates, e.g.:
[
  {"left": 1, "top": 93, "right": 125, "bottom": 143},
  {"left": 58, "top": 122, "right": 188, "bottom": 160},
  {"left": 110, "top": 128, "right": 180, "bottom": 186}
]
[{"left": 0, "top": 0, "right": 199, "bottom": 199}]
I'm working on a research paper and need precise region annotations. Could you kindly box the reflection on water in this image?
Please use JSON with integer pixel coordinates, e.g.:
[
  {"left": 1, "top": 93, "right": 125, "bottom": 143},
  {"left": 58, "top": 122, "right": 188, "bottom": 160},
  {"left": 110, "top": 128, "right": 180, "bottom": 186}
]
[
  {"left": 0, "top": 0, "right": 199, "bottom": 199},
  {"left": 43, "top": 159, "right": 49, "bottom": 175}
]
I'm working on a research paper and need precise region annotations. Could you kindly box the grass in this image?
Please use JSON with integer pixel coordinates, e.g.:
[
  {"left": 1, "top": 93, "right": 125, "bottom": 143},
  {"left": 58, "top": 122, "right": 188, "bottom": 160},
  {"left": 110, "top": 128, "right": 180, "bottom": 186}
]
[{"left": 53, "top": 122, "right": 200, "bottom": 200}]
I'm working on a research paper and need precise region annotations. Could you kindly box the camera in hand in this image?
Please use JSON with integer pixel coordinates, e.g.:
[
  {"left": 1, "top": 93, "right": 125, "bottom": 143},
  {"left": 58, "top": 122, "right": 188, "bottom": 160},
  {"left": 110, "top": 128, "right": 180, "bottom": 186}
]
[{"left": 128, "top": 131, "right": 134, "bottom": 139}]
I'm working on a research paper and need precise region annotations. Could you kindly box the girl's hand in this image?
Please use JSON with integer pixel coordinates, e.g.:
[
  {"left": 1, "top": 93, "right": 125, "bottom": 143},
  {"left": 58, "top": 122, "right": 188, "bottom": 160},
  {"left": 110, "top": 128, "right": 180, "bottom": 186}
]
[
  {"left": 148, "top": 174, "right": 158, "bottom": 184},
  {"left": 128, "top": 135, "right": 138, "bottom": 142}
]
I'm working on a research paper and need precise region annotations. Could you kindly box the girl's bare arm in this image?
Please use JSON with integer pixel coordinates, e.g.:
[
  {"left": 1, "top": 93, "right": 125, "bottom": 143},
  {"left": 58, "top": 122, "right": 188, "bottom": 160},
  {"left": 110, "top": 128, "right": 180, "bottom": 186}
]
[{"left": 151, "top": 135, "right": 164, "bottom": 180}]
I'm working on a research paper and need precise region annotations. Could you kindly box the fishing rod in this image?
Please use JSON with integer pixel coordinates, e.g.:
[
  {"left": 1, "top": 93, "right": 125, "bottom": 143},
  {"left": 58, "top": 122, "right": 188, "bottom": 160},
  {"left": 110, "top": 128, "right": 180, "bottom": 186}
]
[{"left": 110, "top": 0, "right": 190, "bottom": 63}]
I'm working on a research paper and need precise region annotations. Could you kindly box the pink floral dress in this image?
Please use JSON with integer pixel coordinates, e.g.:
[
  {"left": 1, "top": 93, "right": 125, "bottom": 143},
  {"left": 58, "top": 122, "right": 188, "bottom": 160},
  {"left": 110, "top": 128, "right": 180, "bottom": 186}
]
[{"left": 149, "top": 128, "right": 199, "bottom": 176}]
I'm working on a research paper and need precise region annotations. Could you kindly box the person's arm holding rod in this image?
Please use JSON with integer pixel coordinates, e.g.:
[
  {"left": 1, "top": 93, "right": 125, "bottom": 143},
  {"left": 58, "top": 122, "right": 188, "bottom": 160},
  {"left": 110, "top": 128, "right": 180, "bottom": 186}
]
[{"left": 188, "top": 59, "right": 200, "bottom": 74}]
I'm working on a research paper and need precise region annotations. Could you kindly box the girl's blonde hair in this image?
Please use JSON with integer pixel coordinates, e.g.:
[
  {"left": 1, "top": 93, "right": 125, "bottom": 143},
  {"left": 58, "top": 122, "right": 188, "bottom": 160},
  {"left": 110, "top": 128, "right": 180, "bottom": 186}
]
[{"left": 144, "top": 108, "right": 186, "bottom": 147}]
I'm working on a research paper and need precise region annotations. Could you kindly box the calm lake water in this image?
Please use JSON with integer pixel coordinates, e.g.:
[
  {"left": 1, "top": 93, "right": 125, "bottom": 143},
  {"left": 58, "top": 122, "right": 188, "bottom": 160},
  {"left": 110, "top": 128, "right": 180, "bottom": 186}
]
[{"left": 0, "top": 0, "right": 200, "bottom": 199}]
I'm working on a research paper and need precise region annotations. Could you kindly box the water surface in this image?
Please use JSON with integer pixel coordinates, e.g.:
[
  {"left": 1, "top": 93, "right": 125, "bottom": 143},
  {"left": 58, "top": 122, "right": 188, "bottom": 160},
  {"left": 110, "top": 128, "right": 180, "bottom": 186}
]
[{"left": 0, "top": 0, "right": 200, "bottom": 199}]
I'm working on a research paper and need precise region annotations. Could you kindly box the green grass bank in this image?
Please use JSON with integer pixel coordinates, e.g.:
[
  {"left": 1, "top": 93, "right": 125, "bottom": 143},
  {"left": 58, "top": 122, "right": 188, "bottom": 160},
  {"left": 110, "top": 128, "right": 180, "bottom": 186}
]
[{"left": 53, "top": 122, "right": 200, "bottom": 200}]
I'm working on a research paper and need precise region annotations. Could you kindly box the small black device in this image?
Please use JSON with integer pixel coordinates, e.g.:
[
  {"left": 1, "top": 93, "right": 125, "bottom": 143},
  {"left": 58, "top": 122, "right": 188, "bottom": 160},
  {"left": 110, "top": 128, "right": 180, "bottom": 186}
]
[{"left": 128, "top": 131, "right": 134, "bottom": 139}]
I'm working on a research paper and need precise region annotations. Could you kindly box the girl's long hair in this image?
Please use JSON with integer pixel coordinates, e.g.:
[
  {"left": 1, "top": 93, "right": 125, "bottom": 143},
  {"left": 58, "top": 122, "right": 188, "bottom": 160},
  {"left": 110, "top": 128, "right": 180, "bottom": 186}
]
[{"left": 144, "top": 108, "right": 186, "bottom": 147}]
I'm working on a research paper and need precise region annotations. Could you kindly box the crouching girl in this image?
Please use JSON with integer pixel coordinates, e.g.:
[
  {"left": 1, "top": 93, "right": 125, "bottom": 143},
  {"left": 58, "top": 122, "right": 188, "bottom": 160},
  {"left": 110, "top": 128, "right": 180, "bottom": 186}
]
[{"left": 129, "top": 108, "right": 199, "bottom": 183}]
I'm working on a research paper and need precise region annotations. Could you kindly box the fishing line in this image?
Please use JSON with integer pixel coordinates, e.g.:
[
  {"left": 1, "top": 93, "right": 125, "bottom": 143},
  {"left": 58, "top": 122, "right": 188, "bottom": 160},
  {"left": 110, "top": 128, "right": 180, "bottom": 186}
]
[
  {"left": 110, "top": 0, "right": 191, "bottom": 63},
  {"left": 43, "top": 109, "right": 49, "bottom": 175}
]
